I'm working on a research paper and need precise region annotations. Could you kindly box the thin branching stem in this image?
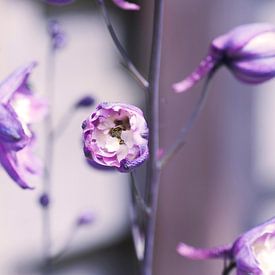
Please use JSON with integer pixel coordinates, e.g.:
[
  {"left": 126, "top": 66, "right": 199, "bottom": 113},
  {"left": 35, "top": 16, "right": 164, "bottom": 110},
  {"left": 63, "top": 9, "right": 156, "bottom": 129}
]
[
  {"left": 143, "top": 0, "right": 164, "bottom": 274},
  {"left": 159, "top": 73, "right": 214, "bottom": 168},
  {"left": 222, "top": 261, "right": 236, "bottom": 275},
  {"left": 96, "top": 0, "right": 149, "bottom": 88}
]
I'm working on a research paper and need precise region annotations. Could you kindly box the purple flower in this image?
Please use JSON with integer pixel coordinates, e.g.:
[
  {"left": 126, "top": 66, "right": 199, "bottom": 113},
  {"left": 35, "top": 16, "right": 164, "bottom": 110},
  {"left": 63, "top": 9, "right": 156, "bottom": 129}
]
[
  {"left": 173, "top": 23, "right": 275, "bottom": 93},
  {"left": 0, "top": 62, "right": 47, "bottom": 189},
  {"left": 45, "top": 0, "right": 140, "bottom": 11},
  {"left": 177, "top": 217, "right": 275, "bottom": 274},
  {"left": 82, "top": 102, "right": 148, "bottom": 172}
]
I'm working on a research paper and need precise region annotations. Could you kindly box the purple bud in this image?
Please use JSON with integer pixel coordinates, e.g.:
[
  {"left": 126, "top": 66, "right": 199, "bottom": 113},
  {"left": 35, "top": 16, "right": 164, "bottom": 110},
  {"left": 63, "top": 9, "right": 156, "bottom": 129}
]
[
  {"left": 47, "top": 19, "right": 67, "bottom": 50},
  {"left": 39, "top": 193, "right": 50, "bottom": 208},
  {"left": 173, "top": 23, "right": 275, "bottom": 93},
  {"left": 178, "top": 217, "right": 275, "bottom": 274},
  {"left": 75, "top": 95, "right": 95, "bottom": 108},
  {"left": 76, "top": 211, "right": 95, "bottom": 226}
]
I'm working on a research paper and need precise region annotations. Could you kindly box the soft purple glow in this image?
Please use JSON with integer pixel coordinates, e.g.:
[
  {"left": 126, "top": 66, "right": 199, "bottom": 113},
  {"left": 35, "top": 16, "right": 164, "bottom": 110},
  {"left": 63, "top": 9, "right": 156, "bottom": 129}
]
[
  {"left": 173, "top": 23, "right": 275, "bottom": 93},
  {"left": 82, "top": 102, "right": 148, "bottom": 172},
  {"left": 0, "top": 62, "right": 47, "bottom": 189}
]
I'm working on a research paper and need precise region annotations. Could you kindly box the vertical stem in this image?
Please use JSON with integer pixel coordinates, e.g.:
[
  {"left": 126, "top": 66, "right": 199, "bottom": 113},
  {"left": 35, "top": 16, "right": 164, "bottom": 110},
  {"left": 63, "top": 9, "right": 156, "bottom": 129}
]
[
  {"left": 143, "top": 0, "right": 164, "bottom": 275},
  {"left": 42, "top": 46, "right": 55, "bottom": 273}
]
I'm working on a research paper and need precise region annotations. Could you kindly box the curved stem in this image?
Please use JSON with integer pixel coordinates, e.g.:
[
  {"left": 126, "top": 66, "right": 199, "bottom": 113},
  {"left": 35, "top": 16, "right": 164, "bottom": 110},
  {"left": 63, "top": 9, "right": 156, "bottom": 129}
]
[
  {"left": 96, "top": 0, "right": 149, "bottom": 88},
  {"left": 143, "top": 0, "right": 164, "bottom": 274},
  {"left": 222, "top": 262, "right": 236, "bottom": 275},
  {"left": 159, "top": 73, "right": 214, "bottom": 168}
]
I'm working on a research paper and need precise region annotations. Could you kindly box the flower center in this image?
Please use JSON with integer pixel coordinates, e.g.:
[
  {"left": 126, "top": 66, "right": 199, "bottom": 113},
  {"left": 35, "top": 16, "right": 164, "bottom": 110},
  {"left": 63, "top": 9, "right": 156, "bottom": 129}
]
[{"left": 109, "top": 117, "right": 130, "bottom": 145}]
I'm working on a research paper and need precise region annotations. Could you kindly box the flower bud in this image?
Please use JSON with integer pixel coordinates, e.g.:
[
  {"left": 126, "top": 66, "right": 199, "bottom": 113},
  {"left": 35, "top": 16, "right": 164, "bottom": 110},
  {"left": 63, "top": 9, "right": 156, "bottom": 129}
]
[
  {"left": 177, "top": 217, "right": 275, "bottom": 274},
  {"left": 75, "top": 95, "right": 95, "bottom": 109},
  {"left": 76, "top": 211, "right": 95, "bottom": 226},
  {"left": 82, "top": 102, "right": 149, "bottom": 172},
  {"left": 173, "top": 23, "right": 275, "bottom": 93}
]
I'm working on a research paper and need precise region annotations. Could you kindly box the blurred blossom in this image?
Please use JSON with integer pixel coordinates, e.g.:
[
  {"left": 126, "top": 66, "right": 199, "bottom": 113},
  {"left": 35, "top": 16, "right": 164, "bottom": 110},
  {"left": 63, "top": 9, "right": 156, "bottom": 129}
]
[
  {"left": 48, "top": 19, "right": 67, "bottom": 50},
  {"left": 82, "top": 102, "right": 148, "bottom": 172},
  {"left": 173, "top": 23, "right": 275, "bottom": 93},
  {"left": 177, "top": 217, "right": 275, "bottom": 274},
  {"left": 39, "top": 193, "right": 50, "bottom": 208},
  {"left": 76, "top": 211, "right": 96, "bottom": 226},
  {"left": 46, "top": 0, "right": 140, "bottom": 11},
  {"left": 75, "top": 95, "right": 95, "bottom": 109},
  {"left": 0, "top": 62, "right": 47, "bottom": 189}
]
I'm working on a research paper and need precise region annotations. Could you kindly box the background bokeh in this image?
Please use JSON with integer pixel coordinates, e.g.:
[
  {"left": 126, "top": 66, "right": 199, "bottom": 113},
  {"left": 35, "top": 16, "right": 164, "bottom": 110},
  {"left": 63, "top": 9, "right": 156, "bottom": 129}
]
[{"left": 0, "top": 0, "right": 275, "bottom": 274}]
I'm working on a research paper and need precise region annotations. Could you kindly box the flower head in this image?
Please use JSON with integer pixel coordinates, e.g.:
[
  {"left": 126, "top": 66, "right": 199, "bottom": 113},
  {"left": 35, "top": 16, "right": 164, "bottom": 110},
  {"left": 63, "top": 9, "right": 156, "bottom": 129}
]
[
  {"left": 48, "top": 19, "right": 67, "bottom": 50},
  {"left": 0, "top": 62, "right": 47, "bottom": 189},
  {"left": 82, "top": 102, "right": 148, "bottom": 172},
  {"left": 177, "top": 217, "right": 275, "bottom": 275},
  {"left": 173, "top": 23, "right": 275, "bottom": 93},
  {"left": 45, "top": 0, "right": 140, "bottom": 11}
]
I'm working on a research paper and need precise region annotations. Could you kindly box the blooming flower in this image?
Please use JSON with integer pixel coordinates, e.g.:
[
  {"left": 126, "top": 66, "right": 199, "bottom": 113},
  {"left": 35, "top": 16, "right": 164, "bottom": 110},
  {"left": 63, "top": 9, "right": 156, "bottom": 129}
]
[
  {"left": 0, "top": 62, "right": 47, "bottom": 189},
  {"left": 173, "top": 23, "right": 275, "bottom": 93},
  {"left": 177, "top": 217, "right": 275, "bottom": 274},
  {"left": 82, "top": 102, "right": 148, "bottom": 172},
  {"left": 45, "top": 0, "right": 140, "bottom": 11}
]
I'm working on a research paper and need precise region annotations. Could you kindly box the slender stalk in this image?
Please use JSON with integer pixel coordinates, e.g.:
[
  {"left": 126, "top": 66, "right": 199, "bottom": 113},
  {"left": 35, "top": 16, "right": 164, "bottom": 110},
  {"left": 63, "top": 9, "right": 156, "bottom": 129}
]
[
  {"left": 96, "top": 0, "right": 149, "bottom": 88},
  {"left": 42, "top": 44, "right": 56, "bottom": 274},
  {"left": 222, "top": 262, "right": 236, "bottom": 275},
  {"left": 143, "top": 0, "right": 164, "bottom": 274},
  {"left": 159, "top": 73, "right": 213, "bottom": 168}
]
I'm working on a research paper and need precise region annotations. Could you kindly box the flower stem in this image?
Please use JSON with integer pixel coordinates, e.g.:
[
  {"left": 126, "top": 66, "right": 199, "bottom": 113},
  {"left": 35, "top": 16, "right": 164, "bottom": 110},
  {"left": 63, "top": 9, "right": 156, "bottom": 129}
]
[
  {"left": 42, "top": 41, "right": 56, "bottom": 274},
  {"left": 96, "top": 0, "right": 149, "bottom": 88},
  {"left": 159, "top": 73, "right": 214, "bottom": 168},
  {"left": 143, "top": 0, "right": 164, "bottom": 274},
  {"left": 222, "top": 261, "right": 236, "bottom": 275}
]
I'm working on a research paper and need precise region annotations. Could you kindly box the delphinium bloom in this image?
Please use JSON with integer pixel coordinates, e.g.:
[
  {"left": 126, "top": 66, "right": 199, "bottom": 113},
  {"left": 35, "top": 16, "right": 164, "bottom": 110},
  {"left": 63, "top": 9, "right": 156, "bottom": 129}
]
[
  {"left": 173, "top": 23, "right": 275, "bottom": 93},
  {"left": 0, "top": 62, "right": 47, "bottom": 189},
  {"left": 82, "top": 102, "right": 148, "bottom": 172},
  {"left": 177, "top": 217, "right": 275, "bottom": 274},
  {"left": 45, "top": 0, "right": 140, "bottom": 10}
]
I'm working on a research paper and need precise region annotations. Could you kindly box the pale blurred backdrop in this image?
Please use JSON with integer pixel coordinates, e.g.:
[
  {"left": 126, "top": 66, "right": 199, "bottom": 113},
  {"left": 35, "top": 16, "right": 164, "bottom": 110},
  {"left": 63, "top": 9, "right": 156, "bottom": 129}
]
[{"left": 0, "top": 0, "right": 275, "bottom": 275}]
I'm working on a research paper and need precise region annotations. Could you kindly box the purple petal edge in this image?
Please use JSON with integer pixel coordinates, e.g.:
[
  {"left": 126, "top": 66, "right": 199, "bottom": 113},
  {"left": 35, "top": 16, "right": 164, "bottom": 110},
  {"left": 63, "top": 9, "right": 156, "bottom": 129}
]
[
  {"left": 177, "top": 242, "right": 232, "bottom": 260},
  {"left": 173, "top": 55, "right": 217, "bottom": 93}
]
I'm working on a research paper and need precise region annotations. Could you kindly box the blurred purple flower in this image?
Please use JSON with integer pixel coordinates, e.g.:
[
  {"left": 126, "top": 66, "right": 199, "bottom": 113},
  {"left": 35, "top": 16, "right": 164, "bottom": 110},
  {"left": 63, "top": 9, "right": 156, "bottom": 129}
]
[
  {"left": 45, "top": 0, "right": 140, "bottom": 11},
  {"left": 0, "top": 62, "right": 47, "bottom": 189},
  {"left": 76, "top": 211, "right": 96, "bottom": 226},
  {"left": 75, "top": 95, "right": 95, "bottom": 109},
  {"left": 48, "top": 19, "right": 67, "bottom": 50},
  {"left": 82, "top": 102, "right": 148, "bottom": 172},
  {"left": 177, "top": 217, "right": 275, "bottom": 274},
  {"left": 173, "top": 23, "right": 275, "bottom": 93}
]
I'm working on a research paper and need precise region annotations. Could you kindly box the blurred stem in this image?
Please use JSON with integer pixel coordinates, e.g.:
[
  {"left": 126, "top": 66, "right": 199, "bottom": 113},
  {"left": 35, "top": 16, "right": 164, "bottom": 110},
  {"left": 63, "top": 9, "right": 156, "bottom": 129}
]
[
  {"left": 143, "top": 0, "right": 164, "bottom": 274},
  {"left": 159, "top": 73, "right": 214, "bottom": 168},
  {"left": 96, "top": 0, "right": 149, "bottom": 88},
  {"left": 42, "top": 44, "right": 55, "bottom": 274},
  {"left": 222, "top": 262, "right": 236, "bottom": 275}
]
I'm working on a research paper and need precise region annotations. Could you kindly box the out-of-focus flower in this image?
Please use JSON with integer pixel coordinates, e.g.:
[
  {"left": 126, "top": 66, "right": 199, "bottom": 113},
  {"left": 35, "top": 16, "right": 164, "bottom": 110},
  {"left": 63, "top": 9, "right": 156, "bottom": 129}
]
[
  {"left": 177, "top": 217, "right": 275, "bottom": 274},
  {"left": 48, "top": 19, "right": 67, "bottom": 50},
  {"left": 0, "top": 62, "right": 47, "bottom": 189},
  {"left": 82, "top": 102, "right": 148, "bottom": 172},
  {"left": 45, "top": 0, "right": 140, "bottom": 11},
  {"left": 173, "top": 23, "right": 275, "bottom": 93},
  {"left": 75, "top": 95, "right": 95, "bottom": 109}
]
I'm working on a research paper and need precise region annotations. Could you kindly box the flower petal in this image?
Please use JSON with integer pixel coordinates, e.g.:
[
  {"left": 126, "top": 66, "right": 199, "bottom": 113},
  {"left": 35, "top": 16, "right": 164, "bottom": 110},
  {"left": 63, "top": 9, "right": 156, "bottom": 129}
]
[{"left": 111, "top": 0, "right": 140, "bottom": 10}]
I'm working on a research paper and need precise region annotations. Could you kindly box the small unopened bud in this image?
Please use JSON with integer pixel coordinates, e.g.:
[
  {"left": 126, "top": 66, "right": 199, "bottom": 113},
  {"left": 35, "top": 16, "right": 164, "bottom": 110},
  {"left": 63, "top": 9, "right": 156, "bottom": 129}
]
[
  {"left": 75, "top": 95, "right": 95, "bottom": 109},
  {"left": 173, "top": 23, "right": 275, "bottom": 93},
  {"left": 39, "top": 193, "right": 50, "bottom": 208},
  {"left": 76, "top": 211, "right": 95, "bottom": 226},
  {"left": 48, "top": 19, "right": 67, "bottom": 50}
]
